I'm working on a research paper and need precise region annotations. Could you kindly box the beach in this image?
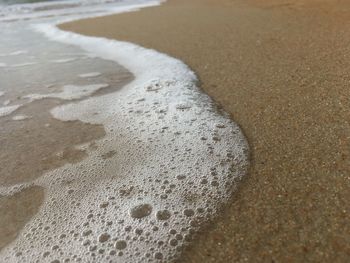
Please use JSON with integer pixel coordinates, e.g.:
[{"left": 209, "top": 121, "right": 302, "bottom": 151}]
[
  {"left": 1, "top": 1, "right": 251, "bottom": 261},
  {"left": 60, "top": 0, "right": 350, "bottom": 262}
]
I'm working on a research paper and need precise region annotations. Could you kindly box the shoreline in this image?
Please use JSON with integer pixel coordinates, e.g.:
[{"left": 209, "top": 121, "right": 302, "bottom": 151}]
[
  {"left": 60, "top": 0, "right": 350, "bottom": 262},
  {"left": 1, "top": 1, "right": 250, "bottom": 261}
]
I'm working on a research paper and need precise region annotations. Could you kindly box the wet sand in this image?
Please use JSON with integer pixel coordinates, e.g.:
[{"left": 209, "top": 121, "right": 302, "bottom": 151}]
[
  {"left": 0, "top": 186, "right": 44, "bottom": 250},
  {"left": 61, "top": 0, "right": 350, "bottom": 262}
]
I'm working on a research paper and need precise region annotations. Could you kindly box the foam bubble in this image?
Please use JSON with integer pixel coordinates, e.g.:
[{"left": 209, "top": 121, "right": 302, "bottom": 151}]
[{"left": 115, "top": 240, "right": 127, "bottom": 250}]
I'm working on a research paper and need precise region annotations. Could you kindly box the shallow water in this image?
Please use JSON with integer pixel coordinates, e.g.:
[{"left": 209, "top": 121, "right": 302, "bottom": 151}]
[
  {"left": 0, "top": 0, "right": 249, "bottom": 262},
  {"left": 0, "top": 0, "right": 56, "bottom": 5},
  {"left": 0, "top": 20, "right": 133, "bottom": 186},
  {"left": 0, "top": 1, "right": 135, "bottom": 252}
]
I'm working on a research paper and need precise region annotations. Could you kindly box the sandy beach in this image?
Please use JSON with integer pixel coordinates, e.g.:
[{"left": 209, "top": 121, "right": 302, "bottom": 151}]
[{"left": 60, "top": 0, "right": 350, "bottom": 262}]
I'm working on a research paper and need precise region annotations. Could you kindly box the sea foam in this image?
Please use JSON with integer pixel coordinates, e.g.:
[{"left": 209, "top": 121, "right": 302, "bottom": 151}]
[
  {"left": 25, "top": 83, "right": 110, "bottom": 101},
  {"left": 79, "top": 72, "right": 102, "bottom": 78},
  {"left": 0, "top": 105, "right": 21, "bottom": 117},
  {"left": 0, "top": 1, "right": 249, "bottom": 262}
]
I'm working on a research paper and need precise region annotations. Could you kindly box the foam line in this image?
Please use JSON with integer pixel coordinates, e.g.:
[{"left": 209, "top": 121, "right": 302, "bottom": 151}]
[
  {"left": 25, "top": 84, "right": 110, "bottom": 100},
  {"left": 0, "top": 105, "right": 21, "bottom": 117},
  {"left": 79, "top": 72, "right": 101, "bottom": 78}
]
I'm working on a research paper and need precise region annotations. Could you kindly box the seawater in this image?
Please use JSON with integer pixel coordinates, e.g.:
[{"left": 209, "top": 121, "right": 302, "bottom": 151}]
[
  {"left": 0, "top": 0, "right": 249, "bottom": 262},
  {"left": 0, "top": 0, "right": 56, "bottom": 5}
]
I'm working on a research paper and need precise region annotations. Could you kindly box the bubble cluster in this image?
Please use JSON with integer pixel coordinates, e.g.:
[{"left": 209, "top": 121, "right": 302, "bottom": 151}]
[{"left": 0, "top": 15, "right": 249, "bottom": 263}]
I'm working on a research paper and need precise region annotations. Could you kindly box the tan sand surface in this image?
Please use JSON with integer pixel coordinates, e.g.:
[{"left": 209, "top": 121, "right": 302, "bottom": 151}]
[{"left": 61, "top": 0, "right": 350, "bottom": 262}]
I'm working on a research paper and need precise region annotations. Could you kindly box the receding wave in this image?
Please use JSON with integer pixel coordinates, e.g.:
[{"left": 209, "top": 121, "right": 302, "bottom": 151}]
[{"left": 0, "top": 1, "right": 249, "bottom": 262}]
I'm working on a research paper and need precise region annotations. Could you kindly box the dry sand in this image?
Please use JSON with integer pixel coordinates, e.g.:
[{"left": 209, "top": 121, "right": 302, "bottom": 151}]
[{"left": 60, "top": 0, "right": 350, "bottom": 262}]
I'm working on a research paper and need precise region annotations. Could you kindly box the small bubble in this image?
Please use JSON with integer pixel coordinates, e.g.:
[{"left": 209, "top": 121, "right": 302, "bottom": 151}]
[
  {"left": 130, "top": 204, "right": 152, "bottom": 219},
  {"left": 212, "top": 136, "right": 221, "bottom": 142},
  {"left": 99, "top": 202, "right": 109, "bottom": 208},
  {"left": 175, "top": 234, "right": 183, "bottom": 240},
  {"left": 200, "top": 178, "right": 208, "bottom": 184},
  {"left": 98, "top": 233, "right": 110, "bottom": 243},
  {"left": 52, "top": 245, "right": 59, "bottom": 250},
  {"left": 154, "top": 252, "right": 163, "bottom": 260},
  {"left": 215, "top": 123, "right": 226, "bottom": 128},
  {"left": 211, "top": 180, "right": 219, "bottom": 187},
  {"left": 160, "top": 194, "right": 168, "bottom": 199},
  {"left": 183, "top": 209, "right": 195, "bottom": 217},
  {"left": 176, "top": 174, "right": 186, "bottom": 180},
  {"left": 82, "top": 230, "right": 92, "bottom": 236},
  {"left": 156, "top": 210, "right": 171, "bottom": 221},
  {"left": 89, "top": 245, "right": 97, "bottom": 252},
  {"left": 82, "top": 240, "right": 91, "bottom": 246},
  {"left": 115, "top": 240, "right": 127, "bottom": 250},
  {"left": 175, "top": 103, "right": 191, "bottom": 110},
  {"left": 135, "top": 228, "right": 143, "bottom": 235},
  {"left": 169, "top": 239, "right": 178, "bottom": 247}
]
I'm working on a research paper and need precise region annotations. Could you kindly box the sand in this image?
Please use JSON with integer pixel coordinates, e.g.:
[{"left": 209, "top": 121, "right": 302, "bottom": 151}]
[{"left": 60, "top": 0, "right": 350, "bottom": 262}]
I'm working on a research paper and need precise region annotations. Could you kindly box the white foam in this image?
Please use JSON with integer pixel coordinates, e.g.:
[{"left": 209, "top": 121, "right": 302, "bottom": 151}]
[
  {"left": 79, "top": 72, "right": 102, "bottom": 78},
  {"left": 0, "top": 62, "right": 7, "bottom": 67},
  {"left": 0, "top": 1, "right": 249, "bottom": 262},
  {"left": 25, "top": 83, "right": 109, "bottom": 101},
  {"left": 12, "top": 115, "right": 30, "bottom": 121},
  {"left": 0, "top": 105, "right": 21, "bottom": 117},
  {"left": 50, "top": 58, "right": 77, "bottom": 63},
  {"left": 3, "top": 100, "right": 11, "bottom": 106}
]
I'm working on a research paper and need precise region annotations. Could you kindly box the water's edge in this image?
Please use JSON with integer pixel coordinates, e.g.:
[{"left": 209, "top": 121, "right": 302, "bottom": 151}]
[{"left": 1, "top": 1, "right": 250, "bottom": 262}]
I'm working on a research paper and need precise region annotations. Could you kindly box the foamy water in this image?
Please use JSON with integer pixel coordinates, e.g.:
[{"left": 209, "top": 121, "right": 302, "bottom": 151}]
[
  {"left": 0, "top": 105, "right": 22, "bottom": 117},
  {"left": 0, "top": 0, "right": 249, "bottom": 262}
]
